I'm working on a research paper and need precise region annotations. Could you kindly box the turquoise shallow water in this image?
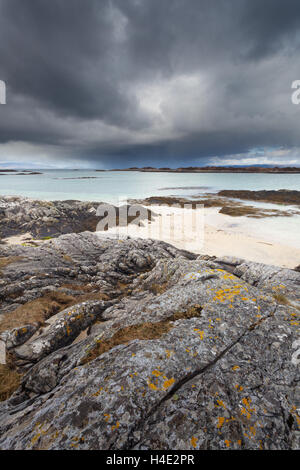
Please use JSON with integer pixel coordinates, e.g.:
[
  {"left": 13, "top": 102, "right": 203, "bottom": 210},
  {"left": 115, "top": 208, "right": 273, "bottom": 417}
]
[
  {"left": 0, "top": 170, "right": 299, "bottom": 203},
  {"left": 0, "top": 169, "right": 299, "bottom": 249}
]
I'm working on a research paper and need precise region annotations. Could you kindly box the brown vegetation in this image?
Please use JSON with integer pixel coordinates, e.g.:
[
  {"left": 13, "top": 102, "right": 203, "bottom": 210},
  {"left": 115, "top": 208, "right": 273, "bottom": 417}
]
[
  {"left": 0, "top": 289, "right": 110, "bottom": 334},
  {"left": 149, "top": 282, "right": 169, "bottom": 295},
  {"left": 81, "top": 304, "right": 202, "bottom": 364},
  {"left": 273, "top": 293, "right": 300, "bottom": 311},
  {"left": 219, "top": 205, "right": 288, "bottom": 218},
  {"left": 0, "top": 364, "right": 21, "bottom": 402},
  {"left": 0, "top": 256, "right": 23, "bottom": 274},
  {"left": 218, "top": 189, "right": 300, "bottom": 206}
]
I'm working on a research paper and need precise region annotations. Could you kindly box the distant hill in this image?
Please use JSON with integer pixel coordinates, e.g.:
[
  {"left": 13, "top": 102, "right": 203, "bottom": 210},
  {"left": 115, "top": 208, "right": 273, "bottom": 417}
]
[{"left": 107, "top": 166, "right": 300, "bottom": 173}]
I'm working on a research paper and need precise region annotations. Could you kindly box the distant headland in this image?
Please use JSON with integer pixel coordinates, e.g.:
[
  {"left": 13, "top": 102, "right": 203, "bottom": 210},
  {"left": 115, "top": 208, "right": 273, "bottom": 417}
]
[{"left": 100, "top": 166, "right": 300, "bottom": 173}]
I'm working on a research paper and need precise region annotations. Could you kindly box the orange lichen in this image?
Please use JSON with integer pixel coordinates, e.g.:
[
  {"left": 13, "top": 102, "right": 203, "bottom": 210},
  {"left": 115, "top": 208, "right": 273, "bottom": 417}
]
[
  {"left": 240, "top": 397, "right": 256, "bottom": 420},
  {"left": 162, "top": 378, "right": 175, "bottom": 390},
  {"left": 194, "top": 329, "right": 205, "bottom": 340},
  {"left": 217, "top": 417, "right": 225, "bottom": 429},
  {"left": 148, "top": 382, "right": 159, "bottom": 391},
  {"left": 191, "top": 436, "right": 198, "bottom": 448},
  {"left": 216, "top": 399, "right": 226, "bottom": 409},
  {"left": 111, "top": 421, "right": 120, "bottom": 431}
]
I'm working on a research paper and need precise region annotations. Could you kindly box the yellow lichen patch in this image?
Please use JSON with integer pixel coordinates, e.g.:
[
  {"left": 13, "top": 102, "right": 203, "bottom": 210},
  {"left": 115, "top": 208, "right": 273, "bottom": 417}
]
[
  {"left": 111, "top": 421, "right": 120, "bottom": 431},
  {"left": 240, "top": 397, "right": 256, "bottom": 420},
  {"left": 148, "top": 373, "right": 175, "bottom": 392},
  {"left": 224, "top": 439, "right": 231, "bottom": 448},
  {"left": 212, "top": 285, "right": 244, "bottom": 304},
  {"left": 223, "top": 273, "right": 235, "bottom": 280},
  {"left": 162, "top": 378, "right": 175, "bottom": 390},
  {"left": 191, "top": 436, "right": 198, "bottom": 448},
  {"left": 66, "top": 325, "right": 71, "bottom": 336},
  {"left": 217, "top": 417, "right": 225, "bottom": 429},
  {"left": 31, "top": 433, "right": 42, "bottom": 446},
  {"left": 194, "top": 329, "right": 205, "bottom": 340},
  {"left": 152, "top": 369, "right": 162, "bottom": 377},
  {"left": 148, "top": 382, "right": 159, "bottom": 391},
  {"left": 104, "top": 413, "right": 111, "bottom": 423},
  {"left": 215, "top": 399, "right": 226, "bottom": 409},
  {"left": 30, "top": 423, "right": 49, "bottom": 447},
  {"left": 92, "top": 386, "right": 103, "bottom": 397},
  {"left": 165, "top": 349, "right": 174, "bottom": 358},
  {"left": 232, "top": 365, "right": 240, "bottom": 371}
]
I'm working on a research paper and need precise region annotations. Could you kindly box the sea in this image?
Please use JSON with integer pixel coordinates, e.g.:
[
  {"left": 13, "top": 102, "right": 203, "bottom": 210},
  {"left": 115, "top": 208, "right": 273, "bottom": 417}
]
[
  {"left": 0, "top": 169, "right": 299, "bottom": 248},
  {"left": 0, "top": 169, "right": 299, "bottom": 203}
]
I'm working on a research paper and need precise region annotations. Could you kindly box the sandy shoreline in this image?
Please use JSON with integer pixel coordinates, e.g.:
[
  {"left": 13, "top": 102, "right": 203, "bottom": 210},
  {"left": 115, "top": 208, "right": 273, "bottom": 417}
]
[
  {"left": 104, "top": 205, "right": 300, "bottom": 269},
  {"left": 2, "top": 205, "right": 299, "bottom": 269}
]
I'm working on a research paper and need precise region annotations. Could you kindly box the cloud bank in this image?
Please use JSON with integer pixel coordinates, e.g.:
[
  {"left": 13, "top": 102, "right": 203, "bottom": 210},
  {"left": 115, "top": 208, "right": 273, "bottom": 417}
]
[{"left": 0, "top": 0, "right": 300, "bottom": 168}]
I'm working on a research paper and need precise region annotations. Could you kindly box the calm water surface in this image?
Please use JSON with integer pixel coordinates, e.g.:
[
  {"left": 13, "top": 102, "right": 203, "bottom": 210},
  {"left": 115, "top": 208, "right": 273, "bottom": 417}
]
[{"left": 0, "top": 170, "right": 299, "bottom": 203}]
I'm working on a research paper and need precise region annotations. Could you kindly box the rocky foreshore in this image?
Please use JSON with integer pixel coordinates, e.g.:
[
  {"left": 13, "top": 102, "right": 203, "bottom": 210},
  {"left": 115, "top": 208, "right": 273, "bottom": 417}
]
[
  {"left": 1, "top": 190, "right": 299, "bottom": 248},
  {"left": 131, "top": 190, "right": 300, "bottom": 218},
  {"left": 0, "top": 232, "right": 299, "bottom": 450},
  {"left": 0, "top": 196, "right": 153, "bottom": 241}
]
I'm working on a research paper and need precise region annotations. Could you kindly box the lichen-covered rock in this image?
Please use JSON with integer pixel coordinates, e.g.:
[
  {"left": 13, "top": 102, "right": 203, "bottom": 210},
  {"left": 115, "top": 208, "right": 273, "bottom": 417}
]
[
  {"left": 12, "top": 300, "right": 114, "bottom": 366},
  {"left": 213, "top": 256, "right": 300, "bottom": 302},
  {"left": 0, "top": 233, "right": 299, "bottom": 450},
  {"left": 0, "top": 325, "right": 38, "bottom": 350}
]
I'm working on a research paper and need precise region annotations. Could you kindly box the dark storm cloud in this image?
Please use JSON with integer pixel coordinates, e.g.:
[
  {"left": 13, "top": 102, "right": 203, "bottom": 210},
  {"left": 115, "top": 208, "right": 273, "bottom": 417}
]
[{"left": 0, "top": 0, "right": 300, "bottom": 167}]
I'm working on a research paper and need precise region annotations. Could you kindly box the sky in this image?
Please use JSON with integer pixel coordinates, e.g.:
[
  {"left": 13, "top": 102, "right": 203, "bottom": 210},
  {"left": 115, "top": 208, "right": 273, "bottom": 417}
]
[{"left": 0, "top": 0, "right": 300, "bottom": 169}]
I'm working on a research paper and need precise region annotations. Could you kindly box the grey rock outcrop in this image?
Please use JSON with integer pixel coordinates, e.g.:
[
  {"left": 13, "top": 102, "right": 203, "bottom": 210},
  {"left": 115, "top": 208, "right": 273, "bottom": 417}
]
[
  {"left": 0, "top": 196, "right": 153, "bottom": 240},
  {"left": 0, "top": 233, "right": 299, "bottom": 450}
]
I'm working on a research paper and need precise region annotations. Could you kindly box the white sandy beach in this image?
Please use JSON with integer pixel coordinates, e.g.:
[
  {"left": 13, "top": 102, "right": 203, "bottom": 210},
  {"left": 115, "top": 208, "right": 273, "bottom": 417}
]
[
  {"left": 103, "top": 205, "right": 300, "bottom": 269},
  {"left": 2, "top": 205, "right": 299, "bottom": 269}
]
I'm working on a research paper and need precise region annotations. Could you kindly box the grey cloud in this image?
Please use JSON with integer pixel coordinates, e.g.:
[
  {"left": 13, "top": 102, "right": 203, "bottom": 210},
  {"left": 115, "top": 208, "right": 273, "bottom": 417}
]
[{"left": 0, "top": 0, "right": 300, "bottom": 167}]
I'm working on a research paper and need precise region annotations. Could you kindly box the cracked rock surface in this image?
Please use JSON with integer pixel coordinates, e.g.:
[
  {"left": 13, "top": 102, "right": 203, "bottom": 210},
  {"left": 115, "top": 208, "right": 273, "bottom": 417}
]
[{"left": 0, "top": 233, "right": 299, "bottom": 450}]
